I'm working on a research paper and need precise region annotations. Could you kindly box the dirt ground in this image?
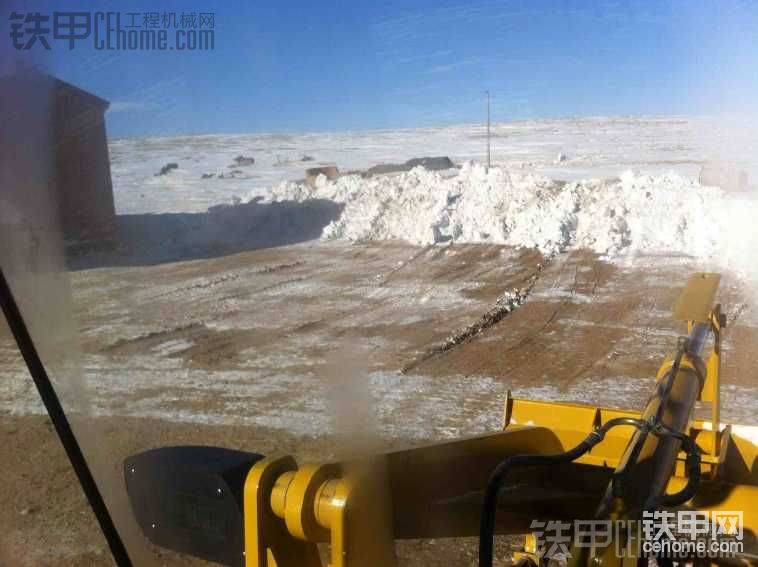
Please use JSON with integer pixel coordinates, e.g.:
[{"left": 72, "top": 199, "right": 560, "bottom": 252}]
[{"left": 1, "top": 240, "right": 756, "bottom": 566}]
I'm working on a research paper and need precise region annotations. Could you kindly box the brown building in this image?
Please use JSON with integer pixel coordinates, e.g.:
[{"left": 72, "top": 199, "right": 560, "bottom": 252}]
[
  {"left": 53, "top": 78, "right": 117, "bottom": 244},
  {"left": 1, "top": 73, "right": 117, "bottom": 245}
]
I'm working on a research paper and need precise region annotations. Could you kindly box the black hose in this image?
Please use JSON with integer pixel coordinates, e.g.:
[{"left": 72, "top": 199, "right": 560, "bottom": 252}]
[
  {"left": 478, "top": 413, "right": 703, "bottom": 566},
  {"left": 478, "top": 417, "right": 646, "bottom": 567},
  {"left": 648, "top": 425, "right": 702, "bottom": 509},
  {"left": 0, "top": 268, "right": 133, "bottom": 567},
  {"left": 655, "top": 452, "right": 700, "bottom": 508}
]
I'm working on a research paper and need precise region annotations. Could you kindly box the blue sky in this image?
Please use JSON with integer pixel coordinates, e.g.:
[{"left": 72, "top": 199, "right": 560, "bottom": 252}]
[{"left": 3, "top": 0, "right": 758, "bottom": 138}]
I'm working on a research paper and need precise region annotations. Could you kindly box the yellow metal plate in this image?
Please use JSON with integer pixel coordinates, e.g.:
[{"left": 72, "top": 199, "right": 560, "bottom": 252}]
[{"left": 673, "top": 272, "right": 721, "bottom": 322}]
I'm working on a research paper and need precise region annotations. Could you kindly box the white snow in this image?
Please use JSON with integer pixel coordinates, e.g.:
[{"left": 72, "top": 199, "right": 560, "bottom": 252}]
[{"left": 264, "top": 163, "right": 758, "bottom": 276}]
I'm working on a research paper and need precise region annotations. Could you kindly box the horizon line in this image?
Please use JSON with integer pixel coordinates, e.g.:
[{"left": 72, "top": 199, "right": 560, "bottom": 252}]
[{"left": 107, "top": 112, "right": 713, "bottom": 142}]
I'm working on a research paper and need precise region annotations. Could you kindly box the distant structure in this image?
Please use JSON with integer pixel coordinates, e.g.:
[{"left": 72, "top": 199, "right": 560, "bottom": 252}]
[
  {"left": 305, "top": 165, "right": 339, "bottom": 188},
  {"left": 52, "top": 78, "right": 116, "bottom": 244}
]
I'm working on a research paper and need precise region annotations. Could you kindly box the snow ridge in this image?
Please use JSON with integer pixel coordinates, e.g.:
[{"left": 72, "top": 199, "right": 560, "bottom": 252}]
[{"left": 264, "top": 163, "right": 749, "bottom": 263}]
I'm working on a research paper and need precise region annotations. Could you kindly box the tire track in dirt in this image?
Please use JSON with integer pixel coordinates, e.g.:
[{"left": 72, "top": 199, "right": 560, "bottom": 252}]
[
  {"left": 495, "top": 263, "right": 581, "bottom": 358},
  {"left": 376, "top": 245, "right": 434, "bottom": 287},
  {"left": 401, "top": 260, "right": 548, "bottom": 373},
  {"left": 148, "top": 261, "right": 305, "bottom": 300}
]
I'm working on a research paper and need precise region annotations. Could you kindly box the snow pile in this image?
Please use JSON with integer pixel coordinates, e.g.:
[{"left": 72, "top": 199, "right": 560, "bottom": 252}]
[{"left": 262, "top": 162, "right": 756, "bottom": 263}]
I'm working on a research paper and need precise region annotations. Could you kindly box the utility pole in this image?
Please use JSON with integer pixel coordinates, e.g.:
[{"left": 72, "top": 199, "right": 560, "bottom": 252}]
[{"left": 485, "top": 90, "right": 491, "bottom": 171}]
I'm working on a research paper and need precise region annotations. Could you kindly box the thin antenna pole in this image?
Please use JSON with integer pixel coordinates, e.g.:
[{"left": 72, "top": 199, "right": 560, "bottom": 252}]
[
  {"left": 485, "top": 90, "right": 491, "bottom": 171},
  {"left": 0, "top": 267, "right": 133, "bottom": 566}
]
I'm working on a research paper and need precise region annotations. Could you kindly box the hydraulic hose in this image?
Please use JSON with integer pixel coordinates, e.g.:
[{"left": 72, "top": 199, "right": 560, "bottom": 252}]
[
  {"left": 478, "top": 415, "right": 704, "bottom": 566},
  {"left": 647, "top": 424, "right": 702, "bottom": 510},
  {"left": 478, "top": 417, "right": 646, "bottom": 567}
]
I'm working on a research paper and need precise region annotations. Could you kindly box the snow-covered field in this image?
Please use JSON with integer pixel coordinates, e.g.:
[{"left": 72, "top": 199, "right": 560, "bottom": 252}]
[
  {"left": 110, "top": 116, "right": 758, "bottom": 279},
  {"left": 110, "top": 115, "right": 758, "bottom": 215}
]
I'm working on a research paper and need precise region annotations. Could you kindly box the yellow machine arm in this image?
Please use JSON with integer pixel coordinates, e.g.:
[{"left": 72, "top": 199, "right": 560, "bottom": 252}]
[{"left": 124, "top": 273, "right": 758, "bottom": 566}]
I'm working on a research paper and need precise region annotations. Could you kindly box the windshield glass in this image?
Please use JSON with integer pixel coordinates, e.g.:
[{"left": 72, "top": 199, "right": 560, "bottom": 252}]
[{"left": 2, "top": 2, "right": 758, "bottom": 566}]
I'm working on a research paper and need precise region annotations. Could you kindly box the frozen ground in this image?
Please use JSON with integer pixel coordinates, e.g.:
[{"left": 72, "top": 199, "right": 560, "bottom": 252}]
[{"left": 2, "top": 242, "right": 757, "bottom": 439}]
